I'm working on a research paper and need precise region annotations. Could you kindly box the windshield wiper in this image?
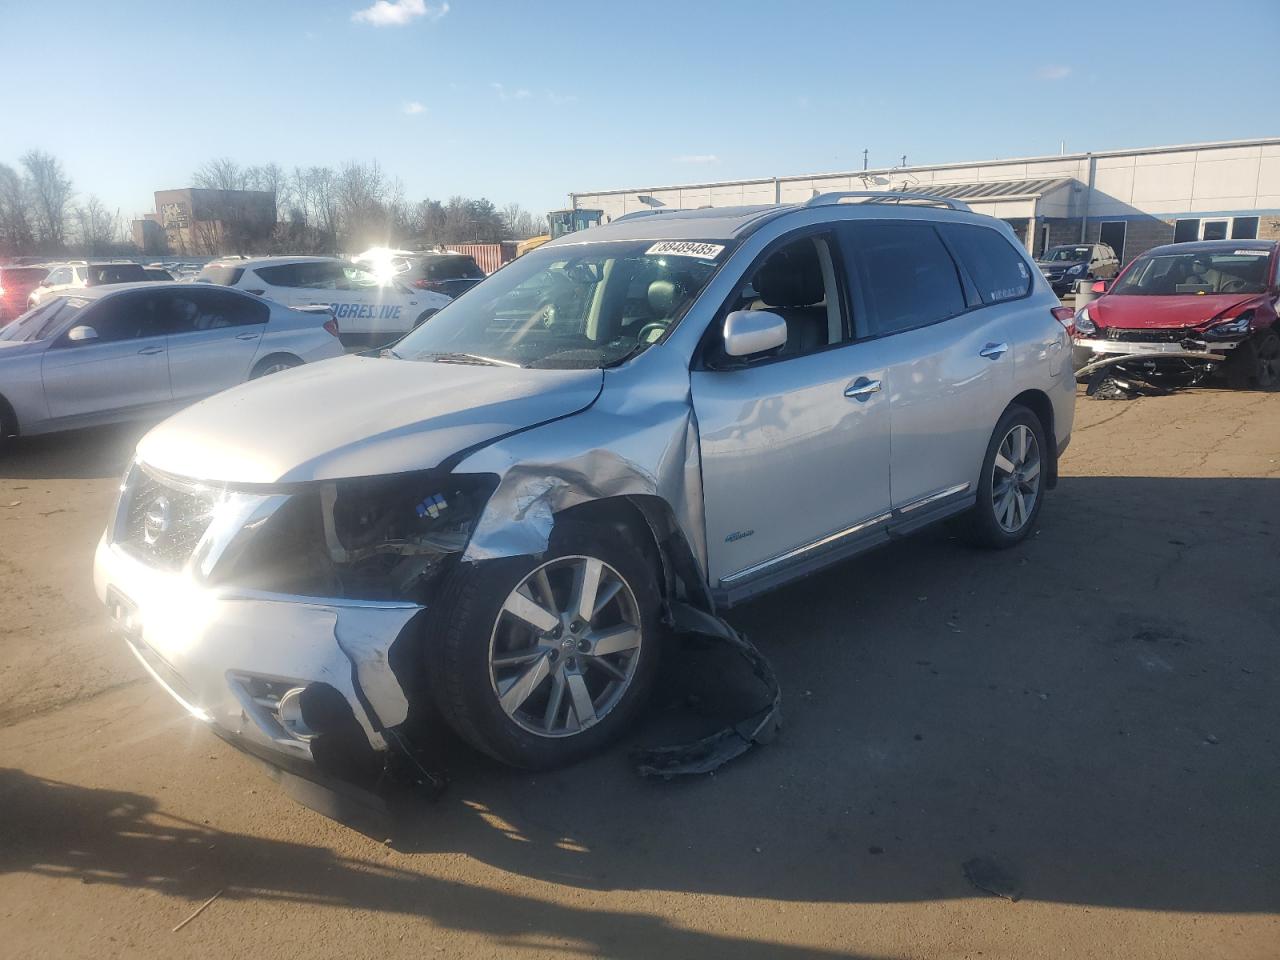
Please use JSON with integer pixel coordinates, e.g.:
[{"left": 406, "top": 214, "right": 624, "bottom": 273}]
[{"left": 422, "top": 351, "right": 523, "bottom": 368}]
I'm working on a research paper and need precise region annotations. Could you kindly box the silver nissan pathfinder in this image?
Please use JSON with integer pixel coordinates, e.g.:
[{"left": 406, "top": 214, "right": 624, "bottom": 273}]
[{"left": 94, "top": 193, "right": 1075, "bottom": 785}]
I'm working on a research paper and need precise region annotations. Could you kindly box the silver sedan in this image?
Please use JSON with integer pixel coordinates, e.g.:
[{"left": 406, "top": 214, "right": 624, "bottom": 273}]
[{"left": 0, "top": 282, "right": 344, "bottom": 445}]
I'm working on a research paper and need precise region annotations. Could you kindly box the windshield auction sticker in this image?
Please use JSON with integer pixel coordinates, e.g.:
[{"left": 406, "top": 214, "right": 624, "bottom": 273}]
[{"left": 646, "top": 241, "right": 726, "bottom": 259}]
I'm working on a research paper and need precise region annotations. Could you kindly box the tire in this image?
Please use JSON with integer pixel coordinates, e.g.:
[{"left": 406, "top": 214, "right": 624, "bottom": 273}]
[
  {"left": 426, "top": 519, "right": 662, "bottom": 769},
  {"left": 958, "top": 404, "right": 1048, "bottom": 549},
  {"left": 1227, "top": 329, "right": 1280, "bottom": 391},
  {"left": 250, "top": 354, "right": 302, "bottom": 379},
  {"left": 413, "top": 309, "right": 438, "bottom": 329}
]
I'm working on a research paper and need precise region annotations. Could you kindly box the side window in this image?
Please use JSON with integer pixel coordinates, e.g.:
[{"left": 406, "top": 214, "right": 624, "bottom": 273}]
[
  {"left": 254, "top": 263, "right": 304, "bottom": 287},
  {"left": 940, "top": 223, "right": 1033, "bottom": 306},
  {"left": 76, "top": 293, "right": 165, "bottom": 343},
  {"left": 718, "top": 232, "right": 847, "bottom": 359},
  {"left": 162, "top": 289, "right": 269, "bottom": 333},
  {"left": 338, "top": 264, "right": 379, "bottom": 289},
  {"left": 843, "top": 220, "right": 967, "bottom": 337},
  {"left": 48, "top": 267, "right": 71, "bottom": 285}
]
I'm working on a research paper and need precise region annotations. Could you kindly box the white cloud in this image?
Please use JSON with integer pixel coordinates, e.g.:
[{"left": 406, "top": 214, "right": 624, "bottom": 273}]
[
  {"left": 402, "top": 101, "right": 426, "bottom": 114},
  {"left": 352, "top": 0, "right": 449, "bottom": 27},
  {"left": 1037, "top": 64, "right": 1071, "bottom": 80},
  {"left": 490, "top": 82, "right": 532, "bottom": 101},
  {"left": 547, "top": 90, "right": 578, "bottom": 106},
  {"left": 673, "top": 154, "right": 719, "bottom": 164}
]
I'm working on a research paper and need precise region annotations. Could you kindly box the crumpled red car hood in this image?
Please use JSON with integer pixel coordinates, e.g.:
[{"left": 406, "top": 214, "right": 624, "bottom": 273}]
[{"left": 1092, "top": 293, "right": 1257, "bottom": 330}]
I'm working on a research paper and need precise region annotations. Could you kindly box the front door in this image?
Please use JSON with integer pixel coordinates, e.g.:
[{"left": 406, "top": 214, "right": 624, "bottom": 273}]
[
  {"left": 41, "top": 291, "right": 171, "bottom": 421},
  {"left": 162, "top": 288, "right": 267, "bottom": 400},
  {"left": 690, "top": 232, "right": 892, "bottom": 594}
]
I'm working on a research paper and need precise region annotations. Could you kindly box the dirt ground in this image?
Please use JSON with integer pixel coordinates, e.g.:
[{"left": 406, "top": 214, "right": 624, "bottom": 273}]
[{"left": 0, "top": 387, "right": 1277, "bottom": 959}]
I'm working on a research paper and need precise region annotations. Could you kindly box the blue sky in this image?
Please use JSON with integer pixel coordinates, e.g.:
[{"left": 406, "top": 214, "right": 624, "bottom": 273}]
[{"left": 2, "top": 0, "right": 1277, "bottom": 220}]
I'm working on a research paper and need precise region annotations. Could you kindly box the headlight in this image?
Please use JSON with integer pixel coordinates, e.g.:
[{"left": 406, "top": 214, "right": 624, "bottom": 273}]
[
  {"left": 1074, "top": 306, "right": 1097, "bottom": 336},
  {"left": 1067, "top": 263, "right": 1086, "bottom": 275},
  {"left": 216, "top": 472, "right": 497, "bottom": 601},
  {"left": 1203, "top": 311, "right": 1253, "bottom": 339}
]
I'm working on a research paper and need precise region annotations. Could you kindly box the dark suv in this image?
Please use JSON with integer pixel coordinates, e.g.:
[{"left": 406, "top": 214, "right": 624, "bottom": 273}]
[
  {"left": 400, "top": 253, "right": 487, "bottom": 299},
  {"left": 1036, "top": 243, "right": 1119, "bottom": 295},
  {"left": 0, "top": 265, "right": 50, "bottom": 323}
]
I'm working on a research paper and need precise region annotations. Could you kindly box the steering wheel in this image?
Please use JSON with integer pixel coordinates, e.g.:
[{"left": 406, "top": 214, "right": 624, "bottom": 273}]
[
  {"left": 531, "top": 301, "right": 557, "bottom": 327},
  {"left": 636, "top": 321, "right": 669, "bottom": 344},
  {"left": 1221, "top": 279, "right": 1248, "bottom": 294}
]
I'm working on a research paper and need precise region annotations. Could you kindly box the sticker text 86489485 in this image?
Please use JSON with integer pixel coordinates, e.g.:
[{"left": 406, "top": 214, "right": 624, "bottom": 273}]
[{"left": 330, "top": 303, "right": 403, "bottom": 320}]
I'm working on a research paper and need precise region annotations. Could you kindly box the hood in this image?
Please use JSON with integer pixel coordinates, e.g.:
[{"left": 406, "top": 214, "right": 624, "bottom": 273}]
[
  {"left": 1036, "top": 259, "right": 1085, "bottom": 270},
  {"left": 0, "top": 338, "right": 45, "bottom": 355},
  {"left": 1091, "top": 293, "right": 1260, "bottom": 331},
  {"left": 136, "top": 354, "right": 604, "bottom": 485}
]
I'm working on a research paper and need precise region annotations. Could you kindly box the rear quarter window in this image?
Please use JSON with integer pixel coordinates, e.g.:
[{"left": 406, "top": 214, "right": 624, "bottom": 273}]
[
  {"left": 197, "top": 265, "right": 246, "bottom": 286},
  {"left": 941, "top": 223, "right": 1032, "bottom": 305}
]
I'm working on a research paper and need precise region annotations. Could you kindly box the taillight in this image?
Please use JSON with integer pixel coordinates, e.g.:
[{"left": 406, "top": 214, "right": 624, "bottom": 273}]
[
  {"left": 323, "top": 319, "right": 340, "bottom": 338},
  {"left": 1051, "top": 305, "right": 1075, "bottom": 337},
  {"left": 413, "top": 279, "right": 447, "bottom": 291}
]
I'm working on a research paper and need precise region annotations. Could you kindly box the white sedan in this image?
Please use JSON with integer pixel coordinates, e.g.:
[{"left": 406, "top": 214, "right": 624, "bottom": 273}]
[
  {"left": 197, "top": 256, "right": 451, "bottom": 348},
  {"left": 0, "top": 282, "right": 343, "bottom": 446}
]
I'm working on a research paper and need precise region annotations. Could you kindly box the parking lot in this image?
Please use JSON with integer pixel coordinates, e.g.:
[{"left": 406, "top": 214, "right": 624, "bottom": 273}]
[{"left": 0, "top": 386, "right": 1277, "bottom": 959}]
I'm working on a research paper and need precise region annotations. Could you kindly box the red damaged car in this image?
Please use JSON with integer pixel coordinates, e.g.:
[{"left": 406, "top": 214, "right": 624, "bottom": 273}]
[{"left": 1072, "top": 239, "right": 1279, "bottom": 391}]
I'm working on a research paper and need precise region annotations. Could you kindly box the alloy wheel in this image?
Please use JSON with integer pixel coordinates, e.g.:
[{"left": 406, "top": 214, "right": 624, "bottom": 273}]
[
  {"left": 488, "top": 555, "right": 643, "bottom": 737},
  {"left": 991, "top": 424, "right": 1041, "bottom": 533}
]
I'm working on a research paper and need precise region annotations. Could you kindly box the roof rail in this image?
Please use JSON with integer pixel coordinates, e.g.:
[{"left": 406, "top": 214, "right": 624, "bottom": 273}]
[
  {"left": 804, "top": 190, "right": 972, "bottom": 213},
  {"left": 611, "top": 208, "right": 687, "bottom": 223}
]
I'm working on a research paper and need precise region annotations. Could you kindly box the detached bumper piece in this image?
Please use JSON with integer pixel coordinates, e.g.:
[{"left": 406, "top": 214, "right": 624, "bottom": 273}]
[{"left": 632, "top": 603, "right": 782, "bottom": 779}]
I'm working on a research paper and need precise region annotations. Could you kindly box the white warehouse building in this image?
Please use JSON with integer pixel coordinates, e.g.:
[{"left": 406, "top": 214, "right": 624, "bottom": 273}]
[{"left": 569, "top": 137, "right": 1280, "bottom": 264}]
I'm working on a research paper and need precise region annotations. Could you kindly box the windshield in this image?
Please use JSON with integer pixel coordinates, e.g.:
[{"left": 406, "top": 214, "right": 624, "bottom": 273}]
[
  {"left": 1043, "top": 246, "right": 1091, "bottom": 262},
  {"left": 392, "top": 238, "right": 730, "bottom": 368},
  {"left": 1111, "top": 249, "right": 1273, "bottom": 296},
  {"left": 0, "top": 297, "right": 87, "bottom": 342}
]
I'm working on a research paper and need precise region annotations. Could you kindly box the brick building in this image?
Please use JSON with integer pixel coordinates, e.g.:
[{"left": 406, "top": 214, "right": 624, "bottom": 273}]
[
  {"left": 135, "top": 188, "right": 276, "bottom": 256},
  {"left": 569, "top": 137, "right": 1280, "bottom": 265}
]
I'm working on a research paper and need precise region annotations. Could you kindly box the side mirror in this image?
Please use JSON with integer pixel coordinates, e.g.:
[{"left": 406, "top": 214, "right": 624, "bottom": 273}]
[
  {"left": 39, "top": 279, "right": 50, "bottom": 287},
  {"left": 66, "top": 325, "right": 99, "bottom": 343},
  {"left": 723, "top": 309, "right": 787, "bottom": 358},
  {"left": 1091, "top": 280, "right": 1110, "bottom": 294}
]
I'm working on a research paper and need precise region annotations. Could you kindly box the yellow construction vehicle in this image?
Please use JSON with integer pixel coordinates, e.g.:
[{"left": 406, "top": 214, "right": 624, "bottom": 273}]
[{"left": 516, "top": 208, "right": 604, "bottom": 257}]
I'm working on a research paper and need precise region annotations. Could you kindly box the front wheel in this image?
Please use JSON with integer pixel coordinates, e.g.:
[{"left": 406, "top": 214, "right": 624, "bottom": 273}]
[
  {"left": 413, "top": 309, "right": 438, "bottom": 329},
  {"left": 426, "top": 520, "right": 662, "bottom": 769},
  {"left": 958, "top": 405, "right": 1047, "bottom": 548},
  {"left": 1228, "top": 329, "right": 1280, "bottom": 391}
]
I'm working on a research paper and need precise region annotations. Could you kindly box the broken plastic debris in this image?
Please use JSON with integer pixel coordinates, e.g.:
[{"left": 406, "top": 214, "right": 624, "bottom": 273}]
[{"left": 632, "top": 603, "right": 781, "bottom": 779}]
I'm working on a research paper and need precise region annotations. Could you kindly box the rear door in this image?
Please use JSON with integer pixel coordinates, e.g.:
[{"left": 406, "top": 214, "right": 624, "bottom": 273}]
[
  {"left": 840, "top": 218, "right": 1016, "bottom": 513},
  {"left": 41, "top": 291, "right": 171, "bottom": 421},
  {"left": 161, "top": 287, "right": 268, "bottom": 400}
]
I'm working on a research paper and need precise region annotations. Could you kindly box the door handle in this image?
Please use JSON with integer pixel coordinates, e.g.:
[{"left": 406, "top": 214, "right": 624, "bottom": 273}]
[
  {"left": 979, "top": 342, "right": 1009, "bottom": 360},
  {"left": 234, "top": 332, "right": 259, "bottom": 340},
  {"left": 137, "top": 346, "right": 165, "bottom": 355},
  {"left": 844, "top": 377, "right": 882, "bottom": 400}
]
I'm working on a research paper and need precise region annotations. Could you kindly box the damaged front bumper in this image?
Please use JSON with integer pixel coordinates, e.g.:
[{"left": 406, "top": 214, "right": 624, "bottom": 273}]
[
  {"left": 93, "top": 536, "right": 423, "bottom": 786},
  {"left": 1072, "top": 335, "right": 1241, "bottom": 379}
]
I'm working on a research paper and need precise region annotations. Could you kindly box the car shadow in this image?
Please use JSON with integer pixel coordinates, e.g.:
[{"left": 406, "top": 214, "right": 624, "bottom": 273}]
[
  {"left": 6, "top": 475, "right": 1278, "bottom": 930},
  {"left": 0, "top": 768, "right": 873, "bottom": 958},
  {"left": 384, "top": 474, "right": 1279, "bottom": 914},
  {"left": 0, "top": 421, "right": 151, "bottom": 481}
]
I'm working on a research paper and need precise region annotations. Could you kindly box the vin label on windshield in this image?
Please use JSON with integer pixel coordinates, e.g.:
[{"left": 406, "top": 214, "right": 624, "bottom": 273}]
[{"left": 646, "top": 241, "right": 726, "bottom": 259}]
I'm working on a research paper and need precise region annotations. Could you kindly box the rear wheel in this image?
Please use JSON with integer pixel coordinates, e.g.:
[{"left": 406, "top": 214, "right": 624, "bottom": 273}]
[
  {"left": 959, "top": 405, "right": 1047, "bottom": 548},
  {"left": 250, "top": 354, "right": 301, "bottom": 378},
  {"left": 427, "top": 520, "right": 661, "bottom": 769}
]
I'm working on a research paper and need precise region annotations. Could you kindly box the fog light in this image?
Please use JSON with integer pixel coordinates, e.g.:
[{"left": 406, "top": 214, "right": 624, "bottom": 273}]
[{"left": 276, "top": 687, "right": 316, "bottom": 741}]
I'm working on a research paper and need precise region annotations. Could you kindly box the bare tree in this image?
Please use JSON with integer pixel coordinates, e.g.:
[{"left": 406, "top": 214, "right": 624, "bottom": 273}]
[
  {"left": 0, "top": 162, "right": 36, "bottom": 255},
  {"left": 21, "top": 150, "right": 74, "bottom": 251},
  {"left": 72, "top": 196, "right": 122, "bottom": 255},
  {"left": 502, "top": 202, "right": 544, "bottom": 240},
  {"left": 192, "top": 157, "right": 248, "bottom": 192}
]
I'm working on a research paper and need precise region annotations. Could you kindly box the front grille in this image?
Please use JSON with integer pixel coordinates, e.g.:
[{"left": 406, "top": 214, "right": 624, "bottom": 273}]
[
  {"left": 1104, "top": 327, "right": 1197, "bottom": 344},
  {"left": 118, "top": 468, "right": 220, "bottom": 570}
]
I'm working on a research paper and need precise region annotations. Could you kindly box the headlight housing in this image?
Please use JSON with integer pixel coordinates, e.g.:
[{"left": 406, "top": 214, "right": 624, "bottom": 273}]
[
  {"left": 1074, "top": 306, "right": 1097, "bottom": 337},
  {"left": 1067, "top": 263, "right": 1086, "bottom": 275},
  {"left": 1203, "top": 311, "right": 1253, "bottom": 340},
  {"left": 214, "top": 472, "right": 498, "bottom": 601}
]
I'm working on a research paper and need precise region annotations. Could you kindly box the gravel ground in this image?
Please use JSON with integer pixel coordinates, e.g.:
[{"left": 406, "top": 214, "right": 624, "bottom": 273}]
[{"left": 0, "top": 387, "right": 1277, "bottom": 959}]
